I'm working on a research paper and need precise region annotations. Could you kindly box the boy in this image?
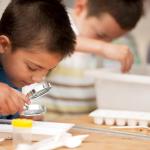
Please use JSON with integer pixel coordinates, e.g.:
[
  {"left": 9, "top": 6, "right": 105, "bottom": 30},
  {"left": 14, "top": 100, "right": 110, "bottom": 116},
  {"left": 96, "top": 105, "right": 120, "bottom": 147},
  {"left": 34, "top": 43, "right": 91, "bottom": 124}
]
[
  {"left": 72, "top": 0, "right": 144, "bottom": 72},
  {"left": 0, "top": 0, "right": 75, "bottom": 118},
  {"left": 44, "top": 0, "right": 144, "bottom": 114}
]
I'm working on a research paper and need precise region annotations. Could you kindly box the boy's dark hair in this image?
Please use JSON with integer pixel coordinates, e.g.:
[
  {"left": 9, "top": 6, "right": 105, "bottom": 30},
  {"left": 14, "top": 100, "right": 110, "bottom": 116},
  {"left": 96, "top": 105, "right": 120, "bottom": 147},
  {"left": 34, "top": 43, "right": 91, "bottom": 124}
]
[
  {"left": 86, "top": 0, "right": 144, "bottom": 30},
  {"left": 0, "top": 0, "right": 76, "bottom": 57}
]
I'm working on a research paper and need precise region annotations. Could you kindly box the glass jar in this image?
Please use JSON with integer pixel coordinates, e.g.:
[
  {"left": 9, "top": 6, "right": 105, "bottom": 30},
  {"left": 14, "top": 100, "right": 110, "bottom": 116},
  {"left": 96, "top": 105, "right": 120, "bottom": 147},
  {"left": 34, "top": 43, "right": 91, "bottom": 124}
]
[{"left": 11, "top": 119, "right": 33, "bottom": 149}]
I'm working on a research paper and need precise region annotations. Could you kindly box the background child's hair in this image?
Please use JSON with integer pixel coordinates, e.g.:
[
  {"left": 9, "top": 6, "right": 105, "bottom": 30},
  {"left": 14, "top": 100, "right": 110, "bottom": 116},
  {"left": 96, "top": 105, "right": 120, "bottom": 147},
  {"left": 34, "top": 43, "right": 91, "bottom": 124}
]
[
  {"left": 86, "top": 0, "right": 144, "bottom": 30},
  {"left": 0, "top": 0, "right": 76, "bottom": 57}
]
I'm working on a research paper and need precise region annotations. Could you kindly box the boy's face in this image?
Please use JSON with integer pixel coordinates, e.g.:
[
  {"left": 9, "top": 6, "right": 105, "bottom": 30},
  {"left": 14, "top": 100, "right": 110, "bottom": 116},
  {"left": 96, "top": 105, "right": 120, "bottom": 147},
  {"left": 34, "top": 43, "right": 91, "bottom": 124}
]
[
  {"left": 76, "top": 13, "right": 127, "bottom": 42},
  {"left": 1, "top": 47, "right": 62, "bottom": 88}
]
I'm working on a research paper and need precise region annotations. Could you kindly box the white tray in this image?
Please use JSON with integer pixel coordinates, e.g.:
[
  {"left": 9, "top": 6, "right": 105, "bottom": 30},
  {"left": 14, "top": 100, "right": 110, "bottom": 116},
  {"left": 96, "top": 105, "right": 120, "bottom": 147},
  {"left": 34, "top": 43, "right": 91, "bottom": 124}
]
[{"left": 90, "top": 109, "right": 150, "bottom": 127}]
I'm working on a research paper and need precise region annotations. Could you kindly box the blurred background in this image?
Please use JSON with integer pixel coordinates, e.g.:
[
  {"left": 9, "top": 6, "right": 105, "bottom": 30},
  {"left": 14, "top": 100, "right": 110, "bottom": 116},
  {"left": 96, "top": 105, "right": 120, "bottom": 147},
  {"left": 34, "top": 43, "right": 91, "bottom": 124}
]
[
  {"left": 63, "top": 0, "right": 150, "bottom": 64},
  {"left": 0, "top": 0, "right": 149, "bottom": 64}
]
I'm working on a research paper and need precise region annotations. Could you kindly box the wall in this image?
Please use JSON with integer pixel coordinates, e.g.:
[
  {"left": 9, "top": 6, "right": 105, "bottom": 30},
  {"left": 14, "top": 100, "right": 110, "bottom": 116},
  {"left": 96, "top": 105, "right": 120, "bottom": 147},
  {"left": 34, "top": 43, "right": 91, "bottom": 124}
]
[
  {"left": 131, "top": 1, "right": 150, "bottom": 64},
  {"left": 0, "top": 0, "right": 10, "bottom": 18}
]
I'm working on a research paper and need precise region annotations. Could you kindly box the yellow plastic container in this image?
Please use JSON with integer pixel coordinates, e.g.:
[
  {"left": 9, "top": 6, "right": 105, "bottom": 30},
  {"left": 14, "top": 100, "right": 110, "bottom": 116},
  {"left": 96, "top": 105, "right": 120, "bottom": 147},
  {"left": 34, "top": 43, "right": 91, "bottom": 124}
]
[
  {"left": 12, "top": 119, "right": 33, "bottom": 149},
  {"left": 12, "top": 119, "right": 32, "bottom": 128}
]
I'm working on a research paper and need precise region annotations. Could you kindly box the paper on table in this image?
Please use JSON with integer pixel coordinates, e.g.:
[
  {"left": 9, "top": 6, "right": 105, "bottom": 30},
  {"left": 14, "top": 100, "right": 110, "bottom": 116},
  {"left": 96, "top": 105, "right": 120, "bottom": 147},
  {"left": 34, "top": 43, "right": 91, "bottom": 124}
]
[
  {"left": 0, "top": 121, "right": 74, "bottom": 141},
  {"left": 16, "top": 133, "right": 89, "bottom": 150}
]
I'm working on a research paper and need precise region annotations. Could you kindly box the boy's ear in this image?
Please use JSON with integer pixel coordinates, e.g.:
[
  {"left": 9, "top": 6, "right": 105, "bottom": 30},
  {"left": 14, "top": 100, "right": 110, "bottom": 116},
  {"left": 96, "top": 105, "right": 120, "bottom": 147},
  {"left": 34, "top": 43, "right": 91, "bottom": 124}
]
[
  {"left": 74, "top": 0, "right": 88, "bottom": 16},
  {"left": 0, "top": 35, "right": 11, "bottom": 54}
]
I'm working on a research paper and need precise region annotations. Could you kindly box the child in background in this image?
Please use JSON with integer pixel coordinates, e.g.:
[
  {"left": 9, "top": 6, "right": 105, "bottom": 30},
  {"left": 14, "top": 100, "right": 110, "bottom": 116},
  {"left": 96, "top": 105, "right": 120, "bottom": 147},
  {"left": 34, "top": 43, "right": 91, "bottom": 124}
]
[
  {"left": 43, "top": 0, "right": 144, "bottom": 115},
  {"left": 103, "top": 33, "right": 141, "bottom": 68},
  {"left": 0, "top": 0, "right": 75, "bottom": 119}
]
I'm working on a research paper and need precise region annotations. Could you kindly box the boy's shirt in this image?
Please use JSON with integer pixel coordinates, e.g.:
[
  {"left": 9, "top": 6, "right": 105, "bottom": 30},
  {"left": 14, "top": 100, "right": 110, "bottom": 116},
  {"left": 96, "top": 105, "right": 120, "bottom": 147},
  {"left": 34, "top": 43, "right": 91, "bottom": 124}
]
[
  {"left": 0, "top": 66, "right": 18, "bottom": 89},
  {"left": 0, "top": 66, "right": 20, "bottom": 119},
  {"left": 45, "top": 52, "right": 99, "bottom": 114},
  {"left": 67, "top": 9, "right": 79, "bottom": 36}
]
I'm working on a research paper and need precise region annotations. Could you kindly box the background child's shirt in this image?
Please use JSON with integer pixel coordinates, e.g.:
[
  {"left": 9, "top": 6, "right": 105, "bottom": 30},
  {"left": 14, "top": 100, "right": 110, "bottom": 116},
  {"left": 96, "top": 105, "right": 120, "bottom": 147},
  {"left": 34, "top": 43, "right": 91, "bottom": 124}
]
[
  {"left": 103, "top": 34, "right": 141, "bottom": 68},
  {"left": 44, "top": 52, "right": 99, "bottom": 114}
]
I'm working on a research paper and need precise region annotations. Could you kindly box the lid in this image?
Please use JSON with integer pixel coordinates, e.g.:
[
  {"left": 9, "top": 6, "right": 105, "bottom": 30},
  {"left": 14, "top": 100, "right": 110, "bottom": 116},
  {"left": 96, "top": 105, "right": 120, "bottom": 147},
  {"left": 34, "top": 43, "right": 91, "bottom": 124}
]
[{"left": 12, "top": 119, "right": 33, "bottom": 128}]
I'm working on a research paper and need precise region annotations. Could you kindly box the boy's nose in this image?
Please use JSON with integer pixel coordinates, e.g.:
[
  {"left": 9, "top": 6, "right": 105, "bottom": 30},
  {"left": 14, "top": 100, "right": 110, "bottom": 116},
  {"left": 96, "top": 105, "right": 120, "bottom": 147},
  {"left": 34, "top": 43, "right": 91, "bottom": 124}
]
[{"left": 31, "top": 76, "right": 46, "bottom": 83}]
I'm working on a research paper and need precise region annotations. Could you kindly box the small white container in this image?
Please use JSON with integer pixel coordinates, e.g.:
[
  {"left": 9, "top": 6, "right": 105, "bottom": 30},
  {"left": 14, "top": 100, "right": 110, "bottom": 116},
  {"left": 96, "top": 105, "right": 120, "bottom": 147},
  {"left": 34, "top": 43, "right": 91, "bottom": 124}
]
[
  {"left": 105, "top": 118, "right": 115, "bottom": 126},
  {"left": 127, "top": 119, "right": 138, "bottom": 126},
  {"left": 94, "top": 117, "right": 104, "bottom": 125},
  {"left": 138, "top": 120, "right": 149, "bottom": 127},
  {"left": 12, "top": 119, "right": 33, "bottom": 149},
  {"left": 116, "top": 118, "right": 127, "bottom": 126}
]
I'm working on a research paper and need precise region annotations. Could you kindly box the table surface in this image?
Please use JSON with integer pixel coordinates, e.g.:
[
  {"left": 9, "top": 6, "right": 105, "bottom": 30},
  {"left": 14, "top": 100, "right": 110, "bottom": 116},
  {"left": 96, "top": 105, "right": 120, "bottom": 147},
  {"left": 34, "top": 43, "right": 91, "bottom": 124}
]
[{"left": 1, "top": 115, "right": 150, "bottom": 150}]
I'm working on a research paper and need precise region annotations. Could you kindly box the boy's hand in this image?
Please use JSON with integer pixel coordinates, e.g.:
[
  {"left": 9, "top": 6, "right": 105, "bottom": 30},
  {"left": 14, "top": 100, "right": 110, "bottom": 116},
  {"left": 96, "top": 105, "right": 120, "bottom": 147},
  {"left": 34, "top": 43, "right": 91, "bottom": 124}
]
[
  {"left": 103, "top": 44, "right": 134, "bottom": 73},
  {"left": 76, "top": 37, "right": 133, "bottom": 73},
  {"left": 0, "top": 83, "right": 30, "bottom": 115}
]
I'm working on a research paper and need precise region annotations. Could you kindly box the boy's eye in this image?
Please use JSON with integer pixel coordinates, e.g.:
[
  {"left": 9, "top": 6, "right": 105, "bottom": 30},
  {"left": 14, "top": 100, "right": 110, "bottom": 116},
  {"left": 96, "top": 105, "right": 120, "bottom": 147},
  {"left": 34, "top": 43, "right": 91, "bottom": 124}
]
[{"left": 27, "top": 65, "right": 38, "bottom": 71}]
